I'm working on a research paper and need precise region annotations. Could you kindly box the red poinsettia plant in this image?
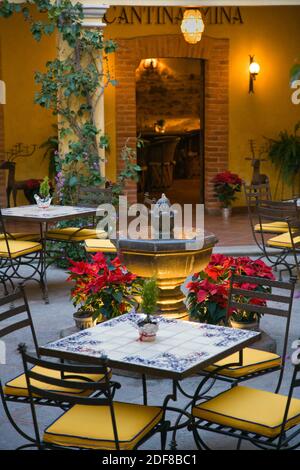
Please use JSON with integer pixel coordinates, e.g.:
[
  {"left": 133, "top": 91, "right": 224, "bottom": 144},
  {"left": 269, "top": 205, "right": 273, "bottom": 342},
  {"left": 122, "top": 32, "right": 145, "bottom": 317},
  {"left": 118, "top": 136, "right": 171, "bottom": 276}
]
[
  {"left": 67, "top": 253, "right": 142, "bottom": 322},
  {"left": 187, "top": 254, "right": 274, "bottom": 325},
  {"left": 212, "top": 171, "right": 242, "bottom": 208}
]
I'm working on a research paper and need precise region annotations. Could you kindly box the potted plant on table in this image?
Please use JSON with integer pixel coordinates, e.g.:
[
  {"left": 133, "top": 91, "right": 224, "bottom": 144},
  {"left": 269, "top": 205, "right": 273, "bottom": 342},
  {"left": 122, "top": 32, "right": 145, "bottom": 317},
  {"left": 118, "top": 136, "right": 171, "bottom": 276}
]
[
  {"left": 138, "top": 278, "right": 159, "bottom": 342},
  {"left": 68, "top": 253, "right": 141, "bottom": 330},
  {"left": 34, "top": 176, "right": 52, "bottom": 209},
  {"left": 212, "top": 171, "right": 242, "bottom": 219},
  {"left": 187, "top": 254, "right": 274, "bottom": 330}
]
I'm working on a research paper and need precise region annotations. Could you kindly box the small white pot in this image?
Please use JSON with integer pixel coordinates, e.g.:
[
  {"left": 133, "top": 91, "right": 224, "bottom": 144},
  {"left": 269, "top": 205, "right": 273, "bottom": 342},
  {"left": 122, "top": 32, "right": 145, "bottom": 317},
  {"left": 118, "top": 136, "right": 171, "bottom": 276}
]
[
  {"left": 34, "top": 194, "right": 52, "bottom": 209},
  {"left": 222, "top": 207, "right": 232, "bottom": 220},
  {"left": 138, "top": 322, "right": 159, "bottom": 342}
]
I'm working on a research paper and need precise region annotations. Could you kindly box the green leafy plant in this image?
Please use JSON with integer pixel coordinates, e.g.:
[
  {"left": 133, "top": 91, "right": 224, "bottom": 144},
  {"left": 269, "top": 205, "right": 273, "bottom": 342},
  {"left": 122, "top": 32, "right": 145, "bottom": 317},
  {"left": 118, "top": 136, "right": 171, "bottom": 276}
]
[
  {"left": 39, "top": 176, "right": 51, "bottom": 198},
  {"left": 290, "top": 63, "right": 300, "bottom": 84},
  {"left": 141, "top": 278, "right": 159, "bottom": 322},
  {"left": 0, "top": 0, "right": 118, "bottom": 205},
  {"left": 265, "top": 122, "right": 300, "bottom": 197}
]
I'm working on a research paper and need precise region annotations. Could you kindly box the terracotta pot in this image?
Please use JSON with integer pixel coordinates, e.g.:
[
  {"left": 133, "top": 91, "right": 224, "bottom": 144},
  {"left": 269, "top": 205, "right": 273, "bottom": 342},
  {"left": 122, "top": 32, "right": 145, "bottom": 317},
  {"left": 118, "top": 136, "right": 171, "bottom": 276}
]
[
  {"left": 230, "top": 318, "right": 259, "bottom": 331},
  {"left": 73, "top": 311, "right": 97, "bottom": 330},
  {"left": 222, "top": 207, "right": 232, "bottom": 220}
]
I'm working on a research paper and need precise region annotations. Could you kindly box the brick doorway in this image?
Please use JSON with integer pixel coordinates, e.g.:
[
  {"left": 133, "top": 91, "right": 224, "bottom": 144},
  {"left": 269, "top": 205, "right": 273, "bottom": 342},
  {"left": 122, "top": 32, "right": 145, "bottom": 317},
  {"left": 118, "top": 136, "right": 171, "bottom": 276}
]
[{"left": 115, "top": 34, "right": 229, "bottom": 212}]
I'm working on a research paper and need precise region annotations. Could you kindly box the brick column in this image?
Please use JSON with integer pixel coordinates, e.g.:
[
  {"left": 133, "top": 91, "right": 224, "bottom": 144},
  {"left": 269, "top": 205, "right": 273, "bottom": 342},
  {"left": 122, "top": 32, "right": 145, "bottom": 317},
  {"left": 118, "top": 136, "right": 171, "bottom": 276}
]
[
  {"left": 204, "top": 39, "right": 229, "bottom": 213},
  {"left": 114, "top": 39, "right": 138, "bottom": 204}
]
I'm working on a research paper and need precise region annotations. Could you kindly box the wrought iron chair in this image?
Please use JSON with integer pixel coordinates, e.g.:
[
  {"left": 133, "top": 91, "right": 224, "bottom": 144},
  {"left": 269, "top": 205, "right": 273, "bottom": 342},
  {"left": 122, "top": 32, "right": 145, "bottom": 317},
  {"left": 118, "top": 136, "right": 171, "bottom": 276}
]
[
  {"left": 204, "top": 272, "right": 296, "bottom": 393},
  {"left": 0, "top": 286, "right": 114, "bottom": 444},
  {"left": 0, "top": 206, "right": 44, "bottom": 296},
  {"left": 46, "top": 186, "right": 111, "bottom": 243},
  {"left": 18, "top": 344, "right": 169, "bottom": 450},
  {"left": 191, "top": 348, "right": 300, "bottom": 450},
  {"left": 256, "top": 200, "right": 300, "bottom": 279},
  {"left": 243, "top": 183, "right": 289, "bottom": 254},
  {"left": 147, "top": 137, "right": 180, "bottom": 190}
]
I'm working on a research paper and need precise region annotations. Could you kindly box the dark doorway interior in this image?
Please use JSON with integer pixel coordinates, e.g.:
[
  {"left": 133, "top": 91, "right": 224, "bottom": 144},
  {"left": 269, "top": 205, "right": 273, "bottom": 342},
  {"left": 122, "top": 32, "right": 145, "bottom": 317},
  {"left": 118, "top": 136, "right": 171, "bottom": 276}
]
[{"left": 136, "top": 57, "right": 205, "bottom": 205}]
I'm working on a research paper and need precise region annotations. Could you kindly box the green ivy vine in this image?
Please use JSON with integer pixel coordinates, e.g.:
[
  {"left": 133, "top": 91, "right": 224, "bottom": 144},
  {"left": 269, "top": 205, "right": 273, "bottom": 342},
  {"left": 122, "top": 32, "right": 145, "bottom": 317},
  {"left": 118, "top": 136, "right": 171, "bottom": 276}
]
[{"left": 0, "top": 0, "right": 140, "bottom": 204}]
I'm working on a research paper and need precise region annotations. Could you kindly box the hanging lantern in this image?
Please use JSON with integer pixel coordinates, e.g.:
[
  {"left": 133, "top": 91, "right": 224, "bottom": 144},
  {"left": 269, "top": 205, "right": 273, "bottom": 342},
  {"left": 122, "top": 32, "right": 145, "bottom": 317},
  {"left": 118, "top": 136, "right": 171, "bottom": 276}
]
[{"left": 181, "top": 9, "right": 205, "bottom": 45}]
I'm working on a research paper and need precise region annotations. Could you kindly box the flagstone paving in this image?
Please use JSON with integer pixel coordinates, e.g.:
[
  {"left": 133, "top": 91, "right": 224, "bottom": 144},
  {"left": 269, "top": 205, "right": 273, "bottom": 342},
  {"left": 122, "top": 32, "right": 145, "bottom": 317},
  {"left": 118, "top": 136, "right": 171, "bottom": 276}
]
[{"left": 0, "top": 262, "right": 299, "bottom": 450}]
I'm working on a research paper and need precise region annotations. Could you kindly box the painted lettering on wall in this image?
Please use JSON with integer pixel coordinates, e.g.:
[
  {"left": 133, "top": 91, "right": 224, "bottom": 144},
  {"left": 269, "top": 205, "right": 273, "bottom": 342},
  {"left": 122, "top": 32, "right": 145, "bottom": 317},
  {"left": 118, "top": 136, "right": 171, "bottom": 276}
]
[{"left": 104, "top": 6, "right": 244, "bottom": 26}]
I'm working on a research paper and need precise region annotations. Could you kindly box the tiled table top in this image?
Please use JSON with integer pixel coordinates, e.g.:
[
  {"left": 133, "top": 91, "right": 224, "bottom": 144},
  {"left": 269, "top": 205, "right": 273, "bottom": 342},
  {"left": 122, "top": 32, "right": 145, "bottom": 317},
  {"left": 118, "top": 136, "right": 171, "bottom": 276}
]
[
  {"left": 41, "top": 314, "right": 260, "bottom": 379},
  {"left": 2, "top": 205, "right": 96, "bottom": 222}
]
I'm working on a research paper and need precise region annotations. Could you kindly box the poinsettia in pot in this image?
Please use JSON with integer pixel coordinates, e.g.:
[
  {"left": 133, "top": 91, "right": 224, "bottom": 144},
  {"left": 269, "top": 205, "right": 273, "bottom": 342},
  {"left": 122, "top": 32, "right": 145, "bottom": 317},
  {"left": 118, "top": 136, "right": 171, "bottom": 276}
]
[
  {"left": 68, "top": 253, "right": 141, "bottom": 330},
  {"left": 212, "top": 171, "right": 242, "bottom": 219},
  {"left": 187, "top": 254, "right": 274, "bottom": 329},
  {"left": 138, "top": 278, "right": 159, "bottom": 342}
]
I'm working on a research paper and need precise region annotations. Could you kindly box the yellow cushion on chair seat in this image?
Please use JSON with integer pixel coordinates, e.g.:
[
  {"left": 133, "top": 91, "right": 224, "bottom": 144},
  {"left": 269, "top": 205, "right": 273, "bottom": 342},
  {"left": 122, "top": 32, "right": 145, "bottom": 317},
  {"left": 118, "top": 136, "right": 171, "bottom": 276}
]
[
  {"left": 85, "top": 239, "right": 117, "bottom": 253},
  {"left": 192, "top": 386, "right": 300, "bottom": 438},
  {"left": 43, "top": 402, "right": 163, "bottom": 450},
  {"left": 0, "top": 240, "right": 42, "bottom": 258},
  {"left": 254, "top": 221, "right": 288, "bottom": 234},
  {"left": 267, "top": 232, "right": 300, "bottom": 249},
  {"left": 205, "top": 348, "right": 281, "bottom": 378},
  {"left": 0, "top": 233, "right": 40, "bottom": 241},
  {"left": 46, "top": 227, "right": 107, "bottom": 241},
  {"left": 4, "top": 366, "right": 111, "bottom": 398}
]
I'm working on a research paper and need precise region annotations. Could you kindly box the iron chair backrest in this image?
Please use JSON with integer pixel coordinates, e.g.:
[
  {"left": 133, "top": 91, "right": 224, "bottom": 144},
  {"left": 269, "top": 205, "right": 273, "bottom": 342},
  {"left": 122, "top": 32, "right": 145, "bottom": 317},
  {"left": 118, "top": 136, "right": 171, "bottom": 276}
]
[
  {"left": 77, "top": 186, "right": 113, "bottom": 208},
  {"left": 257, "top": 199, "right": 300, "bottom": 250},
  {"left": 147, "top": 137, "right": 180, "bottom": 164},
  {"left": 253, "top": 199, "right": 300, "bottom": 260},
  {"left": 226, "top": 272, "right": 296, "bottom": 374},
  {"left": 278, "top": 356, "right": 300, "bottom": 449},
  {"left": 243, "top": 182, "right": 273, "bottom": 250},
  {"left": 243, "top": 182, "right": 272, "bottom": 208},
  {"left": 0, "top": 286, "right": 39, "bottom": 356},
  {"left": 19, "top": 345, "right": 120, "bottom": 449}
]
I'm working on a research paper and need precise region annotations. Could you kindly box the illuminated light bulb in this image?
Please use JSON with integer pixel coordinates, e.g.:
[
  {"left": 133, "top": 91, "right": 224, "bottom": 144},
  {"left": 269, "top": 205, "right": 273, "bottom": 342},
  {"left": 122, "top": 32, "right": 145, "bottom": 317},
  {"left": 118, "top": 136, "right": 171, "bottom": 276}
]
[{"left": 181, "top": 9, "right": 205, "bottom": 45}]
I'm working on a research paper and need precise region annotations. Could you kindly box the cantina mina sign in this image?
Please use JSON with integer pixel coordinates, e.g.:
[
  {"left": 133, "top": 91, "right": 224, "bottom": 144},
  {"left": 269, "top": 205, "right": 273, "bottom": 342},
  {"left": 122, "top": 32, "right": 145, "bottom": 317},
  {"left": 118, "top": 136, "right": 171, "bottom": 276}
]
[{"left": 104, "top": 6, "right": 244, "bottom": 25}]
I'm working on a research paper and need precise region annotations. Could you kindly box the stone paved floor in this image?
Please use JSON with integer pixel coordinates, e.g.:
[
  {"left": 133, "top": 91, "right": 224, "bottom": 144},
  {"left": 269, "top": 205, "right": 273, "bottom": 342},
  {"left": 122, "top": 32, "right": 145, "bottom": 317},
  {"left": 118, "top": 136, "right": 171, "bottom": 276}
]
[{"left": 1, "top": 263, "right": 300, "bottom": 451}]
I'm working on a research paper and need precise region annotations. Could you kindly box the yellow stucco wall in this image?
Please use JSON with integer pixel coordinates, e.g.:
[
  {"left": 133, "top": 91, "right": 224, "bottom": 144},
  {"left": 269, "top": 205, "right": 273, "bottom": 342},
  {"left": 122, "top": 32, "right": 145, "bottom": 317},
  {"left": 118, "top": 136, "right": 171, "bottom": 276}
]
[
  {"left": 0, "top": 5, "right": 300, "bottom": 205},
  {"left": 0, "top": 9, "right": 56, "bottom": 205},
  {"left": 104, "top": 5, "right": 300, "bottom": 204}
]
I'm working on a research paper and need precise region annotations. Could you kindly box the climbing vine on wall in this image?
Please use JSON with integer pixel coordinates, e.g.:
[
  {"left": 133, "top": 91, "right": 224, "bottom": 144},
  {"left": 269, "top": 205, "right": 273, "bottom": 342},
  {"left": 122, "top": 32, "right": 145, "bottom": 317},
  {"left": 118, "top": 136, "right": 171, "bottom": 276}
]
[{"left": 0, "top": 0, "right": 140, "bottom": 204}]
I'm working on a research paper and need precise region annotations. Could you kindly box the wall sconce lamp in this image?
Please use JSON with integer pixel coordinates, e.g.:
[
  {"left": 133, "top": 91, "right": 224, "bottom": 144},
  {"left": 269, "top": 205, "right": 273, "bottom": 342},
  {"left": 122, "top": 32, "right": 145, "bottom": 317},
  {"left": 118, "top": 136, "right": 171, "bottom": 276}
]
[
  {"left": 143, "top": 58, "right": 158, "bottom": 71},
  {"left": 249, "top": 55, "right": 260, "bottom": 94},
  {"left": 0, "top": 80, "right": 6, "bottom": 104}
]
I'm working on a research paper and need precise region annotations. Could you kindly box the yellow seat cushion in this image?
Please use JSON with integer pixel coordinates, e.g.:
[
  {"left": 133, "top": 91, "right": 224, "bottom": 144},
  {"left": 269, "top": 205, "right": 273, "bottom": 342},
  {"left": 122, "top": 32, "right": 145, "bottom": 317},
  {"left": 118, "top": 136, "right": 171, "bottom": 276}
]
[
  {"left": 85, "top": 238, "right": 117, "bottom": 253},
  {"left": 0, "top": 232, "right": 40, "bottom": 241},
  {"left": 4, "top": 366, "right": 111, "bottom": 398},
  {"left": 0, "top": 240, "right": 42, "bottom": 258},
  {"left": 205, "top": 348, "right": 281, "bottom": 378},
  {"left": 254, "top": 221, "right": 288, "bottom": 234},
  {"left": 46, "top": 227, "right": 107, "bottom": 241},
  {"left": 267, "top": 232, "right": 300, "bottom": 249},
  {"left": 43, "top": 402, "right": 163, "bottom": 450},
  {"left": 192, "top": 386, "right": 300, "bottom": 438}
]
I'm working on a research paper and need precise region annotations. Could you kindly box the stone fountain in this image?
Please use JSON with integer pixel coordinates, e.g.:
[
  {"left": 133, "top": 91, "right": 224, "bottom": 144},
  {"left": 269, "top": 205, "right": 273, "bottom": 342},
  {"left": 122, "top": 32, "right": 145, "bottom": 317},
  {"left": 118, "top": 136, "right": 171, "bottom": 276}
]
[{"left": 116, "top": 194, "right": 218, "bottom": 319}]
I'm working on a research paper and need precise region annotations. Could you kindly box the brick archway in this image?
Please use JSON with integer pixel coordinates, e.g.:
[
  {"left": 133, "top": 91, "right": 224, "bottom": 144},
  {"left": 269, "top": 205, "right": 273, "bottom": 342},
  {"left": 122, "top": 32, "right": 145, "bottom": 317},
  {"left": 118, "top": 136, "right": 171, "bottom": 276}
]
[{"left": 114, "top": 34, "right": 229, "bottom": 211}]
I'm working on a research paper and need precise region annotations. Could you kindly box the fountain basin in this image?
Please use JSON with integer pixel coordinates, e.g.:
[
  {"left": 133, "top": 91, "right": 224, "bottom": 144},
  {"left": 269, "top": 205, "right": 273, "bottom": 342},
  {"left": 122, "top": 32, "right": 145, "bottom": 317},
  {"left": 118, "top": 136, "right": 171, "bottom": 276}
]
[{"left": 117, "top": 232, "right": 218, "bottom": 319}]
